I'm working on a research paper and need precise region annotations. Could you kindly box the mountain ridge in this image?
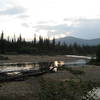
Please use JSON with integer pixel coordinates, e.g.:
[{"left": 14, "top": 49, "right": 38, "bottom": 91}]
[{"left": 56, "top": 36, "right": 100, "bottom": 46}]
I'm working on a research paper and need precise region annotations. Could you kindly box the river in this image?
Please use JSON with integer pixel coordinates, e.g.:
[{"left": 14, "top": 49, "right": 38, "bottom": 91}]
[
  {"left": 65, "top": 59, "right": 88, "bottom": 66},
  {"left": 0, "top": 59, "right": 88, "bottom": 73},
  {"left": 0, "top": 63, "right": 40, "bottom": 73}
]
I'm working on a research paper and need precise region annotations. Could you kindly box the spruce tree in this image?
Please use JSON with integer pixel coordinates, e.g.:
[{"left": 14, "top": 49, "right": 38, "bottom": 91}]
[
  {"left": 96, "top": 46, "right": 100, "bottom": 61},
  {"left": 0, "top": 31, "right": 5, "bottom": 53}
]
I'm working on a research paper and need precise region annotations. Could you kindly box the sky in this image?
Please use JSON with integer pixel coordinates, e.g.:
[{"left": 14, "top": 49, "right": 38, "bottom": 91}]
[{"left": 0, "top": 0, "right": 100, "bottom": 40}]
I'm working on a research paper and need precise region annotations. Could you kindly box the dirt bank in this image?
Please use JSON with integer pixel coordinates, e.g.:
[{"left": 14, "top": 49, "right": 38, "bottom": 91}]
[
  {"left": 0, "top": 77, "right": 40, "bottom": 100},
  {"left": 0, "top": 55, "right": 79, "bottom": 63},
  {"left": 0, "top": 65, "right": 100, "bottom": 100}
]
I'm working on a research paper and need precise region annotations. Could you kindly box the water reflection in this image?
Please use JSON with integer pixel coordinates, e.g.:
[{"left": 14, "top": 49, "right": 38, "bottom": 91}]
[
  {"left": 0, "top": 64, "right": 38, "bottom": 73},
  {"left": 0, "top": 61, "right": 64, "bottom": 75},
  {"left": 0, "top": 59, "right": 88, "bottom": 74},
  {"left": 84, "top": 88, "right": 100, "bottom": 99},
  {"left": 95, "top": 88, "right": 100, "bottom": 99},
  {"left": 0, "top": 59, "right": 88, "bottom": 78},
  {"left": 7, "top": 72, "right": 22, "bottom": 76},
  {"left": 65, "top": 59, "right": 88, "bottom": 66}
]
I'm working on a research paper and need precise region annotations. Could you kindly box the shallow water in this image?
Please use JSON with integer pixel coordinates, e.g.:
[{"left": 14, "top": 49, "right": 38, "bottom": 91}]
[
  {"left": 86, "top": 88, "right": 100, "bottom": 99},
  {"left": 94, "top": 88, "right": 100, "bottom": 99},
  {"left": 0, "top": 58, "right": 89, "bottom": 73},
  {"left": 0, "top": 63, "right": 40, "bottom": 73},
  {"left": 65, "top": 59, "right": 89, "bottom": 66}
]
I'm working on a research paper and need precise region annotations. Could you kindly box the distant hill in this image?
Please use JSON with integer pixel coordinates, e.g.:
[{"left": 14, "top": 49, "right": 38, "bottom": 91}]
[{"left": 56, "top": 36, "right": 100, "bottom": 46}]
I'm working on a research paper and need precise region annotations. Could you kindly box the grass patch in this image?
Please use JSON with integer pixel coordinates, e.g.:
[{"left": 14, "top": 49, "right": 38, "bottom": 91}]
[
  {"left": 59, "top": 66, "right": 85, "bottom": 75},
  {"left": 39, "top": 77, "right": 97, "bottom": 100},
  {"left": 88, "top": 59, "right": 100, "bottom": 65}
]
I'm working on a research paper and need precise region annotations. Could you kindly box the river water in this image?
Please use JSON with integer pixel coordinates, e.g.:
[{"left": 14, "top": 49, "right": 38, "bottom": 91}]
[
  {"left": 65, "top": 59, "right": 88, "bottom": 66},
  {"left": 0, "top": 55, "right": 92, "bottom": 72},
  {"left": 0, "top": 63, "right": 40, "bottom": 73},
  {"left": 0, "top": 59, "right": 88, "bottom": 72}
]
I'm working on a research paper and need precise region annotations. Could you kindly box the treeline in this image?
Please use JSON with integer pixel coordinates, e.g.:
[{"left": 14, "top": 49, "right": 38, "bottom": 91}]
[{"left": 0, "top": 32, "right": 98, "bottom": 55}]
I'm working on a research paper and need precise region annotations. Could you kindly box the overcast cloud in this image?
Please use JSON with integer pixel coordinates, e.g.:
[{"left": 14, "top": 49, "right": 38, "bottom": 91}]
[
  {"left": 0, "top": 0, "right": 100, "bottom": 40},
  {"left": 0, "top": 6, "right": 26, "bottom": 16},
  {"left": 33, "top": 18, "right": 100, "bottom": 39}
]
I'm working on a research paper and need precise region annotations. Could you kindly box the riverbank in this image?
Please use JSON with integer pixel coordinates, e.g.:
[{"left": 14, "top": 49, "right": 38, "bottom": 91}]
[
  {"left": 0, "top": 65, "right": 100, "bottom": 100},
  {"left": 0, "top": 55, "right": 100, "bottom": 99},
  {"left": 0, "top": 77, "right": 40, "bottom": 100},
  {"left": 0, "top": 55, "right": 80, "bottom": 64}
]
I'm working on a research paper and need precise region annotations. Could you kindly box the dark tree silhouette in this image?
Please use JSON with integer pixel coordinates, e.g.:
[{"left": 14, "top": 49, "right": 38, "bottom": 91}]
[
  {"left": 0, "top": 31, "right": 5, "bottom": 53},
  {"left": 0, "top": 31, "right": 98, "bottom": 55},
  {"left": 96, "top": 46, "right": 100, "bottom": 61}
]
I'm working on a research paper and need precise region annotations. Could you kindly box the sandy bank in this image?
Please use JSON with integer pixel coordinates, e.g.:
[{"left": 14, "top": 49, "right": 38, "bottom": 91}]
[{"left": 0, "top": 55, "right": 79, "bottom": 64}]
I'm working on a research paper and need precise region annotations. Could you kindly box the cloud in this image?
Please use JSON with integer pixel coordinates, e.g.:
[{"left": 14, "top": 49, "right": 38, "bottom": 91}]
[
  {"left": 33, "top": 24, "right": 71, "bottom": 38},
  {"left": 70, "top": 18, "right": 100, "bottom": 39},
  {"left": 0, "top": 6, "right": 26, "bottom": 16},
  {"left": 33, "top": 18, "right": 100, "bottom": 39},
  {"left": 17, "top": 14, "right": 29, "bottom": 19},
  {"left": 0, "top": 0, "right": 11, "bottom": 8},
  {"left": 37, "top": 21, "right": 49, "bottom": 24},
  {"left": 37, "top": 20, "right": 56, "bottom": 24},
  {"left": 21, "top": 23, "right": 29, "bottom": 28},
  {"left": 33, "top": 24, "right": 71, "bottom": 32}
]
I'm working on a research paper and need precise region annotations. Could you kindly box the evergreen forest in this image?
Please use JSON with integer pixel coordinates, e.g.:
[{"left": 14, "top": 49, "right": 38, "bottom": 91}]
[{"left": 0, "top": 32, "right": 99, "bottom": 55}]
